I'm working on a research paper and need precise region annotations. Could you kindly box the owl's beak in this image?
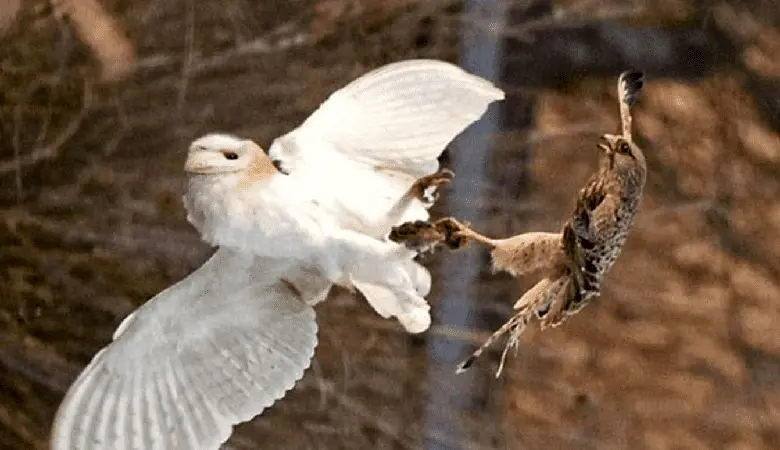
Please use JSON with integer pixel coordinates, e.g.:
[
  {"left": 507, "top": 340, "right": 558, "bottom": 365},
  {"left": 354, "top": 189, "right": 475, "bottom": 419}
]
[
  {"left": 598, "top": 133, "right": 625, "bottom": 154},
  {"left": 184, "top": 152, "right": 223, "bottom": 174}
]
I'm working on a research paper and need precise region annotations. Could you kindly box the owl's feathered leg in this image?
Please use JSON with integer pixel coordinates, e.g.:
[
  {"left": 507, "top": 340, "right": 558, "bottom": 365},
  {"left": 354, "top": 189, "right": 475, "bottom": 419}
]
[
  {"left": 390, "top": 217, "right": 567, "bottom": 277},
  {"left": 434, "top": 217, "right": 566, "bottom": 277},
  {"left": 388, "top": 217, "right": 495, "bottom": 251},
  {"left": 409, "top": 168, "right": 455, "bottom": 207},
  {"left": 487, "top": 231, "right": 565, "bottom": 277},
  {"left": 435, "top": 217, "right": 498, "bottom": 248},
  {"left": 326, "top": 230, "right": 432, "bottom": 333}
]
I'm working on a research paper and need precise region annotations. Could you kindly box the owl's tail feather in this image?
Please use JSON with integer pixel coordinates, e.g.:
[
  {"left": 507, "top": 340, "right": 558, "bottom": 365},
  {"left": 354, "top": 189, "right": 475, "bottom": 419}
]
[
  {"left": 329, "top": 230, "right": 432, "bottom": 333},
  {"left": 352, "top": 277, "right": 431, "bottom": 333},
  {"left": 349, "top": 253, "right": 432, "bottom": 333}
]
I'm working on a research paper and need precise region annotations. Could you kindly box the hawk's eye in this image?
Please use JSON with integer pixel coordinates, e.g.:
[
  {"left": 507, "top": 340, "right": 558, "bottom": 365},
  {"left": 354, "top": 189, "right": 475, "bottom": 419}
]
[
  {"left": 223, "top": 151, "right": 239, "bottom": 160},
  {"left": 618, "top": 142, "right": 631, "bottom": 154}
]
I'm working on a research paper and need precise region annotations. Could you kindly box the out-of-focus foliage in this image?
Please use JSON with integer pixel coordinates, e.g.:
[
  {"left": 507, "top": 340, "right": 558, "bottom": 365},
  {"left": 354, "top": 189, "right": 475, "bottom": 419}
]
[{"left": 1, "top": 0, "right": 779, "bottom": 449}]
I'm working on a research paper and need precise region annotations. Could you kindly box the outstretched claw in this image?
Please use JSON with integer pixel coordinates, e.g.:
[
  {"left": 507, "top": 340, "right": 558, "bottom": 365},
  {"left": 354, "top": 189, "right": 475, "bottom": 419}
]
[
  {"left": 389, "top": 220, "right": 445, "bottom": 253},
  {"left": 432, "top": 217, "right": 470, "bottom": 249},
  {"left": 388, "top": 215, "right": 494, "bottom": 254},
  {"left": 433, "top": 217, "right": 496, "bottom": 249},
  {"left": 388, "top": 216, "right": 474, "bottom": 252},
  {"left": 384, "top": 169, "right": 456, "bottom": 228},
  {"left": 411, "top": 168, "right": 455, "bottom": 206}
]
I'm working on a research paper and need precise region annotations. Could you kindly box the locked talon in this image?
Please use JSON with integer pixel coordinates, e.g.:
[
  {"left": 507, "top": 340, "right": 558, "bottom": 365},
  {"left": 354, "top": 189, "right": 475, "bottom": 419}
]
[
  {"left": 388, "top": 220, "right": 445, "bottom": 252},
  {"left": 433, "top": 217, "right": 464, "bottom": 233},
  {"left": 433, "top": 217, "right": 470, "bottom": 249},
  {"left": 444, "top": 232, "right": 469, "bottom": 250},
  {"left": 389, "top": 220, "right": 428, "bottom": 241}
]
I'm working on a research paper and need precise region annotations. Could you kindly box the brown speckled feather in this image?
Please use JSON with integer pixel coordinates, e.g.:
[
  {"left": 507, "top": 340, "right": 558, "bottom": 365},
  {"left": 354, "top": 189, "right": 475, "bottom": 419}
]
[{"left": 390, "top": 70, "right": 648, "bottom": 376}]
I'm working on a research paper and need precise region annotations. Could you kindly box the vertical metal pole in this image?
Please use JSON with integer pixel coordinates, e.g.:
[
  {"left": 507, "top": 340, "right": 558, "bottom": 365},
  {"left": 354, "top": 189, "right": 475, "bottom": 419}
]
[{"left": 423, "top": 1, "right": 507, "bottom": 448}]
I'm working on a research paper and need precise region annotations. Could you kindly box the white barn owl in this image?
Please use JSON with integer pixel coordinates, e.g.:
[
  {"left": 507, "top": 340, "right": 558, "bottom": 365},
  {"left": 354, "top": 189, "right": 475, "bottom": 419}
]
[{"left": 51, "top": 59, "right": 504, "bottom": 449}]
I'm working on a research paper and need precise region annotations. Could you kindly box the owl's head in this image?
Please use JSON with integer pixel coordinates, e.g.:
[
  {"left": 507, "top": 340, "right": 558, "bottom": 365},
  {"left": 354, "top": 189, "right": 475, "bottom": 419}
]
[
  {"left": 597, "top": 133, "right": 647, "bottom": 192},
  {"left": 184, "top": 134, "right": 257, "bottom": 175}
]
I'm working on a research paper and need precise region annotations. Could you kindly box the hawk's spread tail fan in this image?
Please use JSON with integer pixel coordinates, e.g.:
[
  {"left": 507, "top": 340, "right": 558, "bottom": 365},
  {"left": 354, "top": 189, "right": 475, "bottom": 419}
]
[{"left": 51, "top": 249, "right": 318, "bottom": 450}]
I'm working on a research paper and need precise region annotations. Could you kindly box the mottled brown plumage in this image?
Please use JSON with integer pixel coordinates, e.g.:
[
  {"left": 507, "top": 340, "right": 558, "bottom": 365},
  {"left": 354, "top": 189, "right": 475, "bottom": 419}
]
[{"left": 389, "top": 71, "right": 647, "bottom": 376}]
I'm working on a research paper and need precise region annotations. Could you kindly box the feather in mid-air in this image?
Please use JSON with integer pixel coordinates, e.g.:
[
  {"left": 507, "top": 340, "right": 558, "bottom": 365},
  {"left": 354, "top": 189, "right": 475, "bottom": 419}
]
[
  {"left": 390, "top": 71, "right": 646, "bottom": 377},
  {"left": 50, "top": 59, "right": 504, "bottom": 449}
]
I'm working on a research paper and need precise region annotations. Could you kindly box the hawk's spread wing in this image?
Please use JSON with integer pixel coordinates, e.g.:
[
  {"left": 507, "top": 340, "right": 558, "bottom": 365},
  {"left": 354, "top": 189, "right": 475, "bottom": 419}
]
[
  {"left": 268, "top": 59, "right": 504, "bottom": 235},
  {"left": 51, "top": 248, "right": 318, "bottom": 450}
]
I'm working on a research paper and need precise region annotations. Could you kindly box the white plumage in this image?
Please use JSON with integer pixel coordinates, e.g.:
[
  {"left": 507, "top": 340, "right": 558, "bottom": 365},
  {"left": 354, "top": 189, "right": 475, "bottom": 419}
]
[
  {"left": 51, "top": 59, "right": 504, "bottom": 449},
  {"left": 51, "top": 249, "right": 319, "bottom": 449}
]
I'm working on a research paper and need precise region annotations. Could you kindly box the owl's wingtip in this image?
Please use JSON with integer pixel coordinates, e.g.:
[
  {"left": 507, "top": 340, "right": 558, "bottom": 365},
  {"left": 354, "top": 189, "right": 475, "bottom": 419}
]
[
  {"left": 618, "top": 70, "right": 645, "bottom": 107},
  {"left": 455, "top": 357, "right": 475, "bottom": 374}
]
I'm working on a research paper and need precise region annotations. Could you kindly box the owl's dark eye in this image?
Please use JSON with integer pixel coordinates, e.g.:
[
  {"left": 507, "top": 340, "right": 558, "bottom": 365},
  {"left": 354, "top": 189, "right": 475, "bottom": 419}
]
[
  {"left": 223, "top": 151, "right": 239, "bottom": 160},
  {"left": 618, "top": 142, "right": 631, "bottom": 153}
]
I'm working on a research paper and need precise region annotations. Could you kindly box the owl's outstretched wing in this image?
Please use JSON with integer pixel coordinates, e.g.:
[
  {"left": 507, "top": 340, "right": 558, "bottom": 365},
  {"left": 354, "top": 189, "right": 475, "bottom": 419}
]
[
  {"left": 265, "top": 60, "right": 502, "bottom": 333},
  {"left": 268, "top": 59, "right": 504, "bottom": 234},
  {"left": 51, "top": 248, "right": 318, "bottom": 450}
]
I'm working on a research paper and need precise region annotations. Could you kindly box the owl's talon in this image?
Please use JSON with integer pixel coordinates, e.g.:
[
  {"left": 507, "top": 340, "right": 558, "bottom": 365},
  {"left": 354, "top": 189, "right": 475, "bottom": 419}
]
[
  {"left": 411, "top": 168, "right": 455, "bottom": 206},
  {"left": 388, "top": 220, "right": 445, "bottom": 253},
  {"left": 428, "top": 217, "right": 464, "bottom": 249}
]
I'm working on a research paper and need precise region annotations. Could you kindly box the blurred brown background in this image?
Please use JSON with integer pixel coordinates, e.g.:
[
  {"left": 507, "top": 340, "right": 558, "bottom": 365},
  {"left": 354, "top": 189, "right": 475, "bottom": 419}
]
[{"left": 2, "top": 0, "right": 780, "bottom": 449}]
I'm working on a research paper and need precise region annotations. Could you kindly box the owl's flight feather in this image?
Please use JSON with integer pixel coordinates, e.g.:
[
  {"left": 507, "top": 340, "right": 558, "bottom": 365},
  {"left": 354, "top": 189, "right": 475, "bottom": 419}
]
[{"left": 51, "top": 59, "right": 504, "bottom": 449}]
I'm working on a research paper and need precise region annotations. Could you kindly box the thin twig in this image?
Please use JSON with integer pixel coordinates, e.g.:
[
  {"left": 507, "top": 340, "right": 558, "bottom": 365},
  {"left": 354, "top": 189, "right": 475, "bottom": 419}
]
[
  {"left": 176, "top": 0, "right": 196, "bottom": 118},
  {"left": 104, "top": 86, "right": 131, "bottom": 154},
  {"left": 0, "top": 80, "right": 93, "bottom": 174},
  {"left": 0, "top": 332, "right": 80, "bottom": 394},
  {"left": 11, "top": 89, "right": 23, "bottom": 202},
  {"left": 314, "top": 378, "right": 415, "bottom": 450}
]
